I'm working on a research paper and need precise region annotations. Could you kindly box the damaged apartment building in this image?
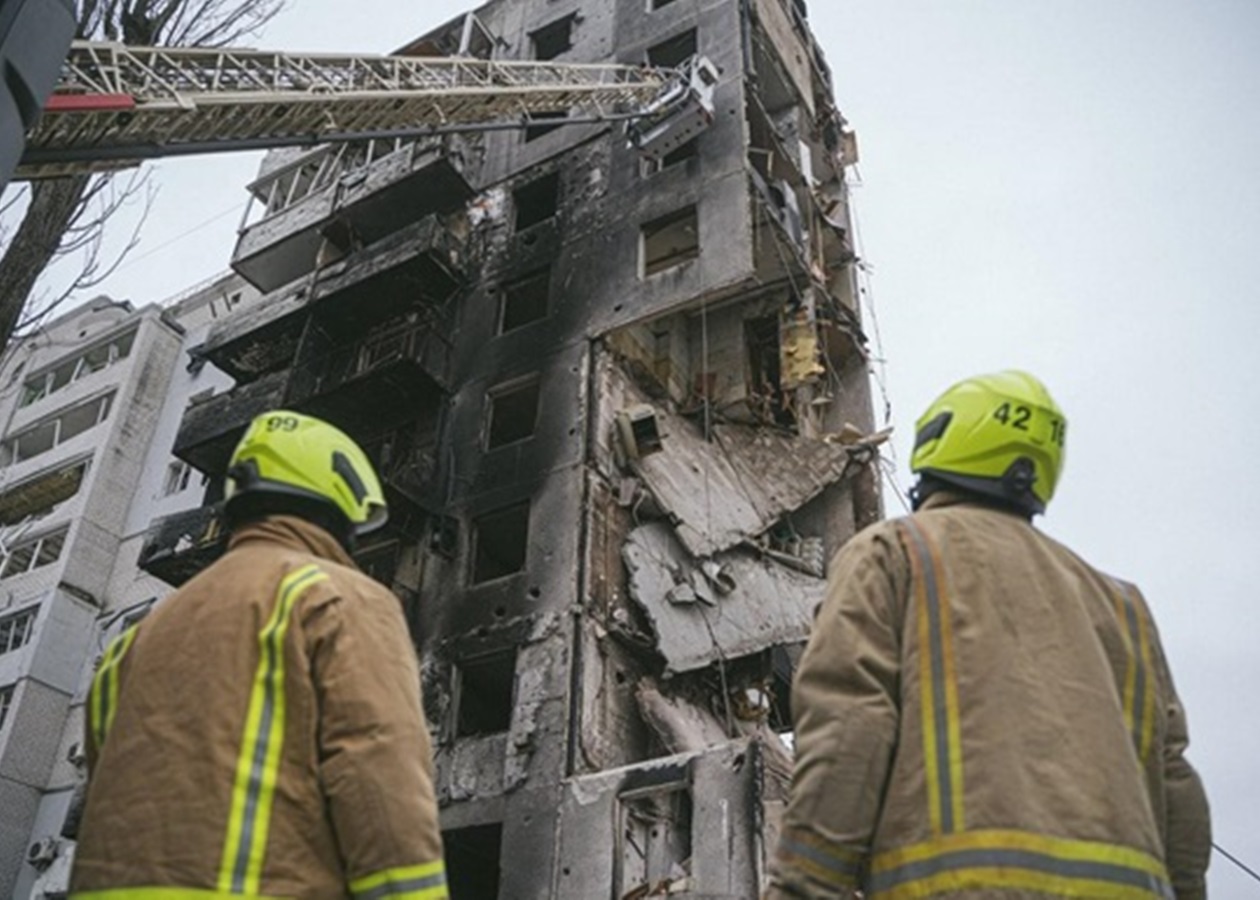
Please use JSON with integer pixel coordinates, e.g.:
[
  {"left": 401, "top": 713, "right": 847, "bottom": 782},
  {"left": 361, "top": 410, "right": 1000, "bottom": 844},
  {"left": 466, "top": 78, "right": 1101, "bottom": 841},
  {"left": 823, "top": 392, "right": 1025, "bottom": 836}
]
[{"left": 132, "top": 0, "right": 882, "bottom": 896}]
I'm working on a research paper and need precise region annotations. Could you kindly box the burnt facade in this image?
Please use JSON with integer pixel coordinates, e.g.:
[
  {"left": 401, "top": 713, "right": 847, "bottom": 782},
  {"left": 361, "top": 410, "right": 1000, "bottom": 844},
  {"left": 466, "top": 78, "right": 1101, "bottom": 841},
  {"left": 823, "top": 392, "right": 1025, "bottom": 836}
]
[{"left": 139, "top": 0, "right": 880, "bottom": 896}]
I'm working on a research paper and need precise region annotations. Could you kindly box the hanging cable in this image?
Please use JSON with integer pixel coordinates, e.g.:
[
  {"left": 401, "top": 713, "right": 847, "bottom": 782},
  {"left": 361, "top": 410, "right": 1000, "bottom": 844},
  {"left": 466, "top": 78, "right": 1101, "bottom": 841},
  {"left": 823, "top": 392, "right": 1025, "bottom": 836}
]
[{"left": 1214, "top": 842, "right": 1260, "bottom": 885}]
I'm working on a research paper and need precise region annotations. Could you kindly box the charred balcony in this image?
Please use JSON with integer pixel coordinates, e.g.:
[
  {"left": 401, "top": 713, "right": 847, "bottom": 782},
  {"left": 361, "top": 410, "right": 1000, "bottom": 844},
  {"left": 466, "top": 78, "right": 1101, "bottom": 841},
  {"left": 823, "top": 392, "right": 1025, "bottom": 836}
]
[
  {"left": 197, "top": 216, "right": 464, "bottom": 384},
  {"left": 172, "top": 370, "right": 288, "bottom": 476},
  {"left": 233, "top": 137, "right": 475, "bottom": 292},
  {"left": 138, "top": 495, "right": 428, "bottom": 589},
  {"left": 288, "top": 310, "right": 454, "bottom": 428},
  {"left": 137, "top": 503, "right": 227, "bottom": 587}
]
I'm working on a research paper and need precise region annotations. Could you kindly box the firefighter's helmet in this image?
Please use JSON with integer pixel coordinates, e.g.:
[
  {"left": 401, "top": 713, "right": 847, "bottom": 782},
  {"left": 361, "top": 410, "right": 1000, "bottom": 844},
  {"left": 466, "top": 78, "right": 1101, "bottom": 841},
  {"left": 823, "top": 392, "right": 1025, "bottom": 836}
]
[
  {"left": 910, "top": 370, "right": 1066, "bottom": 515},
  {"left": 225, "top": 410, "right": 387, "bottom": 534}
]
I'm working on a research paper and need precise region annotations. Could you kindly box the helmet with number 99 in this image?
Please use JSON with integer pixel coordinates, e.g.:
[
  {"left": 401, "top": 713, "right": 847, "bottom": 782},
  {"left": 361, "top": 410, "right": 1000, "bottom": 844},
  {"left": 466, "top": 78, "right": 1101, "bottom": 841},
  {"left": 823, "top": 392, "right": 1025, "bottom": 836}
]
[
  {"left": 225, "top": 410, "right": 387, "bottom": 538},
  {"left": 910, "top": 370, "right": 1066, "bottom": 515}
]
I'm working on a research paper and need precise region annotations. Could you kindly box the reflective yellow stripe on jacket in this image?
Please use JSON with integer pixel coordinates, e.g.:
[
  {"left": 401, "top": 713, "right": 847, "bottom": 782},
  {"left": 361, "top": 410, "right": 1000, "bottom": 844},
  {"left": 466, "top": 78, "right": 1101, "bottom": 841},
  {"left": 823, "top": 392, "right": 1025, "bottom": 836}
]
[
  {"left": 89, "top": 626, "right": 140, "bottom": 750},
  {"left": 869, "top": 829, "right": 1174, "bottom": 899},
  {"left": 72, "top": 887, "right": 285, "bottom": 899},
  {"left": 898, "top": 519, "right": 964, "bottom": 836},
  {"left": 217, "top": 564, "right": 328, "bottom": 895},
  {"left": 774, "top": 825, "right": 862, "bottom": 891},
  {"left": 350, "top": 861, "right": 449, "bottom": 900},
  {"left": 1108, "top": 579, "right": 1157, "bottom": 763}
]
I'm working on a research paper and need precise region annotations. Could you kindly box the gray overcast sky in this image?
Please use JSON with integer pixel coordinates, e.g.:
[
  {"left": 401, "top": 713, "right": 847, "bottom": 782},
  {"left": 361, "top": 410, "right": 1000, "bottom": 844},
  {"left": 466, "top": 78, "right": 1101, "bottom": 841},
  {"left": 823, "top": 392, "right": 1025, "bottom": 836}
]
[{"left": 21, "top": 1, "right": 1260, "bottom": 894}]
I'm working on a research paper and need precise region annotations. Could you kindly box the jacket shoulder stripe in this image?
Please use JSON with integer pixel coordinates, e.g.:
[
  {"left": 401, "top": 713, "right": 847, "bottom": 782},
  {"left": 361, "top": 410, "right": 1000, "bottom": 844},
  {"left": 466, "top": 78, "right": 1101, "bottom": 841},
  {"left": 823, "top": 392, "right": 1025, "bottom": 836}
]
[
  {"left": 218, "top": 563, "right": 328, "bottom": 895},
  {"left": 897, "top": 518, "right": 965, "bottom": 836},
  {"left": 88, "top": 626, "right": 139, "bottom": 752},
  {"left": 1107, "top": 579, "right": 1157, "bottom": 763}
]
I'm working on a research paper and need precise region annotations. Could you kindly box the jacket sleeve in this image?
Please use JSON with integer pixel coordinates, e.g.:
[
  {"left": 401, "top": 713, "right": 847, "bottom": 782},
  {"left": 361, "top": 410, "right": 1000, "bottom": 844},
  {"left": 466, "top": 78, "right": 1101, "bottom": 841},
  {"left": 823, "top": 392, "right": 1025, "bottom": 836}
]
[
  {"left": 305, "top": 579, "right": 447, "bottom": 898},
  {"left": 765, "top": 526, "right": 907, "bottom": 899},
  {"left": 1150, "top": 626, "right": 1211, "bottom": 900}
]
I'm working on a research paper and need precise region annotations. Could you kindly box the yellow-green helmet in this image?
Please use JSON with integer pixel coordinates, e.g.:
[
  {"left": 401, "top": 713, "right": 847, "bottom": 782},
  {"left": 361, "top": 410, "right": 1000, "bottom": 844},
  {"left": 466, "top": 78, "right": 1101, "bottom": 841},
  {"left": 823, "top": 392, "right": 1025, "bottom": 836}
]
[
  {"left": 225, "top": 410, "right": 387, "bottom": 534},
  {"left": 910, "top": 371, "right": 1066, "bottom": 515}
]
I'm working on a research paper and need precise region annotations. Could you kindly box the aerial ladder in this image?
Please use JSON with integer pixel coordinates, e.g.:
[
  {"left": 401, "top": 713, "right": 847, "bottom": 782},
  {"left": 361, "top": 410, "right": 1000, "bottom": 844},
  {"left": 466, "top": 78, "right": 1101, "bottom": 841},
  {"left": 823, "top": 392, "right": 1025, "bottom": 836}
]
[{"left": 15, "top": 39, "right": 719, "bottom": 181}]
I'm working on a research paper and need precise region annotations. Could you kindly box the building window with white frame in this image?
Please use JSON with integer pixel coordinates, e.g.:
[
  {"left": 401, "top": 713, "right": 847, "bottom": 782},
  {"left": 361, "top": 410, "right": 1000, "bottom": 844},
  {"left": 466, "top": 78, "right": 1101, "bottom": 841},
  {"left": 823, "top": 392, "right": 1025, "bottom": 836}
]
[
  {"left": 0, "top": 683, "right": 14, "bottom": 731},
  {"left": 0, "top": 606, "right": 37, "bottom": 656},
  {"left": 162, "top": 460, "right": 195, "bottom": 497},
  {"left": 0, "top": 526, "right": 69, "bottom": 580},
  {"left": 19, "top": 327, "right": 137, "bottom": 408},
  {"left": 0, "top": 392, "right": 115, "bottom": 465}
]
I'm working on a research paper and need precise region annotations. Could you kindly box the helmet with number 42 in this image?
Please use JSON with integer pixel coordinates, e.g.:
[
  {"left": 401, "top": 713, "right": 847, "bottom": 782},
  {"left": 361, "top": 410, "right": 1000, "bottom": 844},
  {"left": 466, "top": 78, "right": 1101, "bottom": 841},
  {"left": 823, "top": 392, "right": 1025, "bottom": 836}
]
[{"left": 910, "top": 370, "right": 1066, "bottom": 514}]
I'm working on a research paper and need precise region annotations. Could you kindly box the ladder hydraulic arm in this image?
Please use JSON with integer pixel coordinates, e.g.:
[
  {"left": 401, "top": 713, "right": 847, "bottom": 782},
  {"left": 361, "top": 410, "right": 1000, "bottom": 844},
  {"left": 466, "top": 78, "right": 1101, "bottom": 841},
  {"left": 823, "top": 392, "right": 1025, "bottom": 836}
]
[{"left": 18, "top": 40, "right": 718, "bottom": 180}]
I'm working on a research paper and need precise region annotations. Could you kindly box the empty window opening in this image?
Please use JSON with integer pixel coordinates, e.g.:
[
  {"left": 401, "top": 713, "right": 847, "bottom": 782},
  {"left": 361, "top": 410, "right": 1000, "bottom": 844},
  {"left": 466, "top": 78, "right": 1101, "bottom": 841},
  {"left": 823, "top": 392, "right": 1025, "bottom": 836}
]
[
  {"left": 0, "top": 606, "right": 37, "bottom": 656},
  {"left": 641, "top": 207, "right": 699, "bottom": 277},
  {"left": 617, "top": 784, "right": 694, "bottom": 895},
  {"left": 514, "top": 172, "right": 561, "bottom": 231},
  {"left": 524, "top": 110, "right": 568, "bottom": 142},
  {"left": 444, "top": 823, "right": 504, "bottom": 899},
  {"left": 356, "top": 541, "right": 401, "bottom": 587},
  {"left": 1, "top": 526, "right": 68, "bottom": 580},
  {"left": 745, "top": 314, "right": 795, "bottom": 427},
  {"left": 768, "top": 645, "right": 795, "bottom": 732},
  {"left": 647, "top": 29, "right": 697, "bottom": 69},
  {"left": 1, "top": 392, "right": 115, "bottom": 465},
  {"left": 0, "top": 683, "right": 14, "bottom": 731},
  {"left": 641, "top": 138, "right": 700, "bottom": 177},
  {"left": 499, "top": 269, "right": 550, "bottom": 334},
  {"left": 20, "top": 328, "right": 136, "bottom": 408},
  {"left": 471, "top": 502, "right": 530, "bottom": 584},
  {"left": 531, "top": 14, "right": 576, "bottom": 60},
  {"left": 487, "top": 376, "right": 541, "bottom": 449},
  {"left": 651, "top": 0, "right": 680, "bottom": 8},
  {"left": 455, "top": 649, "right": 517, "bottom": 737}
]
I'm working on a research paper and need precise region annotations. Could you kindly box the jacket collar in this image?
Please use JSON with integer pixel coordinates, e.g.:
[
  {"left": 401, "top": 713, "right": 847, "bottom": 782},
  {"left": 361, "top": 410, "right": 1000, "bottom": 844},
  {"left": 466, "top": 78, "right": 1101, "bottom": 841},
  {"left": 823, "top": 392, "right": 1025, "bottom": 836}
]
[
  {"left": 918, "top": 488, "right": 1033, "bottom": 522},
  {"left": 228, "top": 515, "right": 357, "bottom": 568}
]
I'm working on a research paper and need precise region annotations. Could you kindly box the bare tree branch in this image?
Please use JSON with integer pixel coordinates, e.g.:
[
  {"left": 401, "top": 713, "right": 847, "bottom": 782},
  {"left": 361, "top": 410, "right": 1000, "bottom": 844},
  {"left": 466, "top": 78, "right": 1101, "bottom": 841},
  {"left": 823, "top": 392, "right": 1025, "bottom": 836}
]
[{"left": 0, "top": 0, "right": 288, "bottom": 353}]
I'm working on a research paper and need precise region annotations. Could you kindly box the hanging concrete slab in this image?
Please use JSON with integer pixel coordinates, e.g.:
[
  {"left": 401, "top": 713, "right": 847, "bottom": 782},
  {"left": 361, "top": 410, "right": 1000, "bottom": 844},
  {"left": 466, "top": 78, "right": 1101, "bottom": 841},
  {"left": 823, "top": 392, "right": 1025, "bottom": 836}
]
[
  {"left": 622, "top": 522, "right": 824, "bottom": 675},
  {"left": 634, "top": 414, "right": 860, "bottom": 558}
]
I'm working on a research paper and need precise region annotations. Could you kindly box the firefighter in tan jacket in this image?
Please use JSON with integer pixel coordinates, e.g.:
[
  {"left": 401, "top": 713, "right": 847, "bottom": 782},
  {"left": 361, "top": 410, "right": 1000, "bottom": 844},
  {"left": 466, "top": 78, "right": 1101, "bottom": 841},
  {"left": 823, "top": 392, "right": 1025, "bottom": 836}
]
[
  {"left": 768, "top": 372, "right": 1210, "bottom": 900},
  {"left": 71, "top": 411, "right": 447, "bottom": 899}
]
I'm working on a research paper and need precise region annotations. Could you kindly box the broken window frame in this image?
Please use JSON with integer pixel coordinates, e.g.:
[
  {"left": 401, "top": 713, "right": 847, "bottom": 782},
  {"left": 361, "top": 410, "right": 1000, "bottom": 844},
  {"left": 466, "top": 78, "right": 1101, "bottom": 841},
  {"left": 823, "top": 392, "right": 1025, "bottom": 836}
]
[
  {"left": 485, "top": 374, "right": 542, "bottom": 450},
  {"left": 615, "top": 780, "right": 694, "bottom": 895},
  {"left": 641, "top": 206, "right": 700, "bottom": 277},
  {"left": 0, "top": 392, "right": 115, "bottom": 466},
  {"left": 530, "top": 14, "right": 577, "bottom": 61},
  {"left": 498, "top": 268, "right": 551, "bottom": 334},
  {"left": 0, "top": 525, "right": 70, "bottom": 580},
  {"left": 469, "top": 502, "right": 531, "bottom": 585},
  {"left": 0, "top": 605, "right": 38, "bottom": 656},
  {"left": 19, "top": 328, "right": 136, "bottom": 408},
  {"left": 452, "top": 648, "right": 518, "bottom": 738}
]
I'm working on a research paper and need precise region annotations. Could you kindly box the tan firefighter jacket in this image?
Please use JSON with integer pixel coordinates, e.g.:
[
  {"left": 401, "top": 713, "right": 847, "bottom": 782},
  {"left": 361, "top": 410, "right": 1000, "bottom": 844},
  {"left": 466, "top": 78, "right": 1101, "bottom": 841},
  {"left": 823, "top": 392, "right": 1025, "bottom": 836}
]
[
  {"left": 767, "top": 493, "right": 1210, "bottom": 900},
  {"left": 71, "top": 516, "right": 447, "bottom": 900}
]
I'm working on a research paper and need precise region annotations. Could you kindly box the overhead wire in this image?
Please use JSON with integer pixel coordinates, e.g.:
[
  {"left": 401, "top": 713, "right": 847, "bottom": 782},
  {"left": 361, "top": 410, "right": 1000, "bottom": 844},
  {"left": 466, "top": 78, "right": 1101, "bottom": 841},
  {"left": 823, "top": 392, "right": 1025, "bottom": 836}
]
[{"left": 1214, "top": 842, "right": 1260, "bottom": 886}]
